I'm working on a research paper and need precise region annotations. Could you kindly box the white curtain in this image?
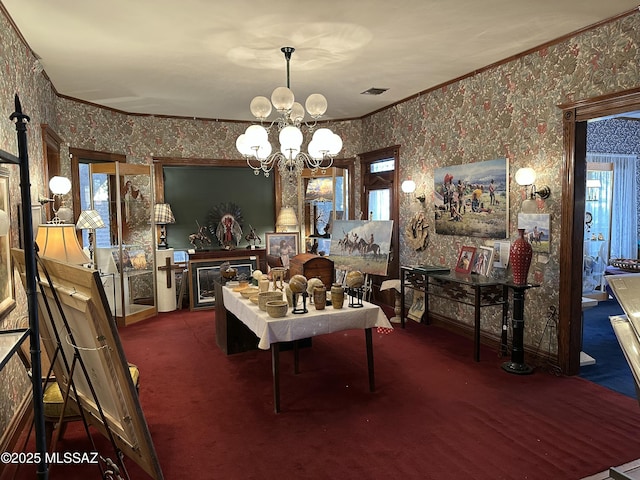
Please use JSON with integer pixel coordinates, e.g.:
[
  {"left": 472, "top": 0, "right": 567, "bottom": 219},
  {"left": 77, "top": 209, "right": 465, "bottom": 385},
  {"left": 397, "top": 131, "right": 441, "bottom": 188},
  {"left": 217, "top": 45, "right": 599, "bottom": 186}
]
[{"left": 586, "top": 153, "right": 638, "bottom": 259}]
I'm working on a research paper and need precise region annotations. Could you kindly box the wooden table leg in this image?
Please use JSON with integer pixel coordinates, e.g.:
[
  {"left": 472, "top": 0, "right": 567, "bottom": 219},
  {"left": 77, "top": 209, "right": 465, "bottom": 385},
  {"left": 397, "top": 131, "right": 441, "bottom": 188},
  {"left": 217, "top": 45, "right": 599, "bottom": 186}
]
[
  {"left": 271, "top": 343, "right": 281, "bottom": 413},
  {"left": 293, "top": 340, "right": 300, "bottom": 375},
  {"left": 474, "top": 287, "right": 481, "bottom": 362},
  {"left": 365, "top": 328, "right": 375, "bottom": 392}
]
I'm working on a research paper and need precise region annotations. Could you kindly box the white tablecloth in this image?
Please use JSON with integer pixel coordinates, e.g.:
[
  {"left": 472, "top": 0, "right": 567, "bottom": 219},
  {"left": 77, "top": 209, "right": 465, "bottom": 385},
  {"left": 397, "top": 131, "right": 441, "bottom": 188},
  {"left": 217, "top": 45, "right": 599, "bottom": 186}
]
[{"left": 222, "top": 286, "right": 393, "bottom": 350}]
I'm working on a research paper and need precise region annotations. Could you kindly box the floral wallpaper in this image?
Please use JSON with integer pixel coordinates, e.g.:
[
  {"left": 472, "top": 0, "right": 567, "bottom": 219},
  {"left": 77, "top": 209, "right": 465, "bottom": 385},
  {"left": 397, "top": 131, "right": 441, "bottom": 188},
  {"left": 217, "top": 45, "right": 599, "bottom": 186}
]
[
  {"left": 0, "top": 5, "right": 639, "bottom": 437},
  {"left": 360, "top": 12, "right": 640, "bottom": 349}
]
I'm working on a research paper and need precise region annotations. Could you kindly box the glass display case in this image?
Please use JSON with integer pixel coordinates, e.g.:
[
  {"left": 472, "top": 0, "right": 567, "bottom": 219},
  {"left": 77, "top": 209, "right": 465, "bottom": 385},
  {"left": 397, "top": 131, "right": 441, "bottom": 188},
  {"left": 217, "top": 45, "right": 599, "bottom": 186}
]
[
  {"left": 90, "top": 162, "right": 157, "bottom": 325},
  {"left": 297, "top": 167, "right": 349, "bottom": 254},
  {"left": 582, "top": 162, "right": 613, "bottom": 299}
]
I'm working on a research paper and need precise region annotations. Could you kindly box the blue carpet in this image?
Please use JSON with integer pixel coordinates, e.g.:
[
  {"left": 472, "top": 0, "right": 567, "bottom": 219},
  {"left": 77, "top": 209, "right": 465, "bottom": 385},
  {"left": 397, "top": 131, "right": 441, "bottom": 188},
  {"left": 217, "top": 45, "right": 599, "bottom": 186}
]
[{"left": 580, "top": 298, "right": 636, "bottom": 398}]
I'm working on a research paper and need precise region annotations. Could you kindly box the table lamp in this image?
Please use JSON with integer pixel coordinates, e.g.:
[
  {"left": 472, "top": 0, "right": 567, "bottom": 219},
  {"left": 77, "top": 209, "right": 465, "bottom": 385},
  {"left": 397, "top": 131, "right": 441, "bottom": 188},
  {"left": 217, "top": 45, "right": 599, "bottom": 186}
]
[
  {"left": 76, "top": 209, "right": 105, "bottom": 268},
  {"left": 154, "top": 203, "right": 175, "bottom": 249},
  {"left": 36, "top": 223, "right": 90, "bottom": 265},
  {"left": 275, "top": 206, "right": 298, "bottom": 232}
]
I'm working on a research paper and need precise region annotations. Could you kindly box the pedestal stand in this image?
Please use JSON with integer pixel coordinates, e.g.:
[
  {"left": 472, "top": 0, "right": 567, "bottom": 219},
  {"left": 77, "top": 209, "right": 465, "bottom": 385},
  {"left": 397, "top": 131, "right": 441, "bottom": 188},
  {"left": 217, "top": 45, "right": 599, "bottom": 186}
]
[{"left": 502, "top": 283, "right": 538, "bottom": 375}]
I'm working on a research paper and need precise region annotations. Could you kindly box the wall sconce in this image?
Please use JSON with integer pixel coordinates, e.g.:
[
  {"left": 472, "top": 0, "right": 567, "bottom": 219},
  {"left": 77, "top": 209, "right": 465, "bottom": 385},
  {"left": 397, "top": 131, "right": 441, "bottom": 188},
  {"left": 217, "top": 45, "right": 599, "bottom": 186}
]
[
  {"left": 154, "top": 203, "right": 176, "bottom": 249},
  {"left": 275, "top": 206, "right": 298, "bottom": 232},
  {"left": 514, "top": 168, "right": 551, "bottom": 214},
  {"left": 76, "top": 209, "right": 106, "bottom": 268},
  {"left": 39, "top": 175, "right": 72, "bottom": 223},
  {"left": 401, "top": 179, "right": 425, "bottom": 203}
]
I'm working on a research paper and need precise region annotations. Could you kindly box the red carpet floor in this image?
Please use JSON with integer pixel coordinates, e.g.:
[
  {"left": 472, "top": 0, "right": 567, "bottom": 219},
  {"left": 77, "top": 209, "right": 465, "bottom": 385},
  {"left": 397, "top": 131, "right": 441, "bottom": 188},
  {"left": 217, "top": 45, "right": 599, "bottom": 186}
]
[{"left": 9, "top": 309, "right": 640, "bottom": 479}]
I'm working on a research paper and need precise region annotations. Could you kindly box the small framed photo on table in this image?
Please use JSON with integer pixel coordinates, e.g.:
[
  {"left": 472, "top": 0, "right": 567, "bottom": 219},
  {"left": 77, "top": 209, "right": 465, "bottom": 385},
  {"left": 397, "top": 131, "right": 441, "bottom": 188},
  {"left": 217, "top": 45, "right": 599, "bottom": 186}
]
[
  {"left": 455, "top": 246, "right": 476, "bottom": 274},
  {"left": 472, "top": 246, "right": 495, "bottom": 277},
  {"left": 265, "top": 232, "right": 299, "bottom": 269}
]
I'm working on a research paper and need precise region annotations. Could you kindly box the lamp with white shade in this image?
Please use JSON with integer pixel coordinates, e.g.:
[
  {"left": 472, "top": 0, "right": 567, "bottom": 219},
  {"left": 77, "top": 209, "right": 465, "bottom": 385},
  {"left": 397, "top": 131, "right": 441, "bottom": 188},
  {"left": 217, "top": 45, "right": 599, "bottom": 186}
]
[{"left": 275, "top": 207, "right": 298, "bottom": 232}]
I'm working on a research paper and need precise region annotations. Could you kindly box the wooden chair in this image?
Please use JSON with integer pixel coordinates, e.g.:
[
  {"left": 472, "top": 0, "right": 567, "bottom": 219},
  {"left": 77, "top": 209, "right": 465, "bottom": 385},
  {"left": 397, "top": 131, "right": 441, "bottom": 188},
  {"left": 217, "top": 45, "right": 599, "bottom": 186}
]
[{"left": 43, "top": 364, "right": 140, "bottom": 445}]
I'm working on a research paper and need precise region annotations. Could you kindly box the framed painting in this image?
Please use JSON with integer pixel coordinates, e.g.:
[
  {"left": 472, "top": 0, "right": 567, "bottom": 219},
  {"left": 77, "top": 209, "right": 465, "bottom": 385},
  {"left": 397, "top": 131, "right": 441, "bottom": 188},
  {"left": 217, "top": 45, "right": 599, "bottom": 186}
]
[
  {"left": 0, "top": 168, "right": 15, "bottom": 320},
  {"left": 265, "top": 232, "right": 299, "bottom": 269},
  {"left": 473, "top": 246, "right": 495, "bottom": 276},
  {"left": 408, "top": 289, "right": 425, "bottom": 322},
  {"left": 517, "top": 213, "right": 551, "bottom": 253},
  {"left": 11, "top": 249, "right": 163, "bottom": 479},
  {"left": 434, "top": 158, "right": 509, "bottom": 238},
  {"left": 328, "top": 220, "right": 394, "bottom": 276},
  {"left": 455, "top": 246, "right": 476, "bottom": 274},
  {"left": 189, "top": 256, "right": 258, "bottom": 310}
]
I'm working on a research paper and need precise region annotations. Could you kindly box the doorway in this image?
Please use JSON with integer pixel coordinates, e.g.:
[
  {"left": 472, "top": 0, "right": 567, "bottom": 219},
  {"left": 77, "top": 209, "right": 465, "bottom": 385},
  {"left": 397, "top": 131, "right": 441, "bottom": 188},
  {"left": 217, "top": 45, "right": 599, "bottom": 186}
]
[
  {"left": 359, "top": 146, "right": 400, "bottom": 302},
  {"left": 560, "top": 87, "right": 640, "bottom": 375}
]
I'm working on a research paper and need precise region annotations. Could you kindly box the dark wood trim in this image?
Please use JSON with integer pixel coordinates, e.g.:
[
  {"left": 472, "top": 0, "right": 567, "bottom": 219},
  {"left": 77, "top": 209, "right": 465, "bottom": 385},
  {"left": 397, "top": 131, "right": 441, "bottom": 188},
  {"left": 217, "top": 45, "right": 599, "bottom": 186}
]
[
  {"left": 40, "top": 124, "right": 62, "bottom": 216},
  {"left": 332, "top": 158, "right": 356, "bottom": 220},
  {"left": 359, "top": 146, "right": 401, "bottom": 280},
  {"left": 69, "top": 147, "right": 126, "bottom": 225},
  {"left": 559, "top": 87, "right": 640, "bottom": 375}
]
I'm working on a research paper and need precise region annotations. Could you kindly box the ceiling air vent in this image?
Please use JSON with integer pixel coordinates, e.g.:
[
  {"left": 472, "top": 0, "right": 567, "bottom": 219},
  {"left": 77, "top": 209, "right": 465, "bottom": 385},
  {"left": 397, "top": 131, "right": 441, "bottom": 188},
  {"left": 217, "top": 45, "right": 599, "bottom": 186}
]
[{"left": 361, "top": 87, "right": 389, "bottom": 95}]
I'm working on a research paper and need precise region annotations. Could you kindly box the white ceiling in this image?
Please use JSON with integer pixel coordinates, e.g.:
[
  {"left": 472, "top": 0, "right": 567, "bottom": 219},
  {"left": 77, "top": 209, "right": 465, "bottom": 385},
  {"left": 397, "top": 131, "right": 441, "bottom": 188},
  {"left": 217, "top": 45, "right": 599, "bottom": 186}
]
[{"left": 2, "top": 0, "right": 639, "bottom": 121}]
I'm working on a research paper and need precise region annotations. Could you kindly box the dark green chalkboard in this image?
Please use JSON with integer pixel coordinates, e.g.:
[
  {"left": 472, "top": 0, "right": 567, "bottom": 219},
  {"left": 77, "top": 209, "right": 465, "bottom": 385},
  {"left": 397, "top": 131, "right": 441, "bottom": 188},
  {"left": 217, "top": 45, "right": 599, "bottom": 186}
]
[{"left": 163, "top": 166, "right": 275, "bottom": 250}]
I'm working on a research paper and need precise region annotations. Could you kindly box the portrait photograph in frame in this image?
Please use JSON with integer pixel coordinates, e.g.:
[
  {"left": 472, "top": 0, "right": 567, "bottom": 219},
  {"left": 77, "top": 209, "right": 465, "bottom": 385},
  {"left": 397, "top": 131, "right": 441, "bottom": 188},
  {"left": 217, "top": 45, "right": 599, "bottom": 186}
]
[
  {"left": 455, "top": 245, "right": 476, "bottom": 274},
  {"left": 472, "top": 246, "right": 495, "bottom": 277},
  {"left": 265, "top": 232, "right": 299, "bottom": 269},
  {"left": 0, "top": 168, "right": 15, "bottom": 319}
]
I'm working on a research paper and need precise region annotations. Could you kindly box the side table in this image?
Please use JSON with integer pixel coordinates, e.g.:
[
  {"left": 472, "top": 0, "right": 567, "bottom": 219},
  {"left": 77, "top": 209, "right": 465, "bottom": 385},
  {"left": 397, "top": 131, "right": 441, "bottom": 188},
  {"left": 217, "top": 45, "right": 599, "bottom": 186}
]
[{"left": 501, "top": 282, "right": 539, "bottom": 375}]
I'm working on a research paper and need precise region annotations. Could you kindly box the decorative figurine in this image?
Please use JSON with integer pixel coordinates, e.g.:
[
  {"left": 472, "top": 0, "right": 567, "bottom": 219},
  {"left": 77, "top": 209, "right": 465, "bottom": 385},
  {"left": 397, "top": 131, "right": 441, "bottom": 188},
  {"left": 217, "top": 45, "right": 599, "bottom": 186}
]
[
  {"left": 209, "top": 202, "right": 243, "bottom": 250},
  {"left": 245, "top": 224, "right": 261, "bottom": 247},
  {"left": 188, "top": 220, "right": 211, "bottom": 249}
]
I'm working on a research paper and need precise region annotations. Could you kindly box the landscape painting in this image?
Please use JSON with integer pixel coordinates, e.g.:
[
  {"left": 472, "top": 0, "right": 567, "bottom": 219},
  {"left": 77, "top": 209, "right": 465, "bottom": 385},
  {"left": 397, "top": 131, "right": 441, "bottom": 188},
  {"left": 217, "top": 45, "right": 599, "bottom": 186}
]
[
  {"left": 517, "top": 212, "right": 551, "bottom": 253},
  {"left": 434, "top": 158, "right": 508, "bottom": 238},
  {"left": 329, "top": 220, "right": 393, "bottom": 276}
]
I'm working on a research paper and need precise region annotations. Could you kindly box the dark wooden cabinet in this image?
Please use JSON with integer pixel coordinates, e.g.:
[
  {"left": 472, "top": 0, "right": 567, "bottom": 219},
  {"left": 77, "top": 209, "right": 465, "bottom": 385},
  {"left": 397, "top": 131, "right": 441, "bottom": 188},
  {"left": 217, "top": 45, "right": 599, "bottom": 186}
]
[{"left": 289, "top": 253, "right": 334, "bottom": 287}]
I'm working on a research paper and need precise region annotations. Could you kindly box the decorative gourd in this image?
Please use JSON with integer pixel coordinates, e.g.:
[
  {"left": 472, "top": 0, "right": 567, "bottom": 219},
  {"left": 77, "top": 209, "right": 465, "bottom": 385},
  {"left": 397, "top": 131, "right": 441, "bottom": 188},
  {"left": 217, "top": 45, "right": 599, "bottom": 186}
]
[{"left": 289, "top": 274, "right": 308, "bottom": 294}]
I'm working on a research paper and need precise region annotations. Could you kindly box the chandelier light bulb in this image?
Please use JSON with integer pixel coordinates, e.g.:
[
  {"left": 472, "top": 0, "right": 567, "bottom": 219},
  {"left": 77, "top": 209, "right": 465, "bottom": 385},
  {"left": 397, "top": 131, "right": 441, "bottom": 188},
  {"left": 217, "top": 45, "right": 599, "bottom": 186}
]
[
  {"left": 244, "top": 124, "right": 269, "bottom": 147},
  {"left": 327, "top": 133, "right": 343, "bottom": 155},
  {"left": 305, "top": 93, "right": 328, "bottom": 118},
  {"left": 250, "top": 96, "right": 272, "bottom": 120},
  {"left": 279, "top": 125, "right": 303, "bottom": 149},
  {"left": 307, "top": 140, "right": 323, "bottom": 160},
  {"left": 271, "top": 86, "right": 295, "bottom": 112},
  {"left": 235, "top": 134, "right": 253, "bottom": 157},
  {"left": 237, "top": 47, "right": 342, "bottom": 182},
  {"left": 290, "top": 102, "right": 305, "bottom": 123}
]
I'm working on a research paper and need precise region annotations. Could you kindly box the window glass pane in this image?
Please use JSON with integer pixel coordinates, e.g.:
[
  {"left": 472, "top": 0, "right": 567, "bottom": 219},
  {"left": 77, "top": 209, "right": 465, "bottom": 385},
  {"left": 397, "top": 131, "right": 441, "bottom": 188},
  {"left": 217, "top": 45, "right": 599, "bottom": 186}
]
[
  {"left": 370, "top": 159, "right": 394, "bottom": 173},
  {"left": 368, "top": 189, "right": 390, "bottom": 220}
]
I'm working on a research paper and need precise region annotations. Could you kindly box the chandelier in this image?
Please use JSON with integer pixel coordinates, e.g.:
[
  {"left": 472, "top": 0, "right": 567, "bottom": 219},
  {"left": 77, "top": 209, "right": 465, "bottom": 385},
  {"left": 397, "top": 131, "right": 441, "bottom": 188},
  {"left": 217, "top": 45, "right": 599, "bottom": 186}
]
[{"left": 236, "top": 47, "right": 343, "bottom": 182}]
